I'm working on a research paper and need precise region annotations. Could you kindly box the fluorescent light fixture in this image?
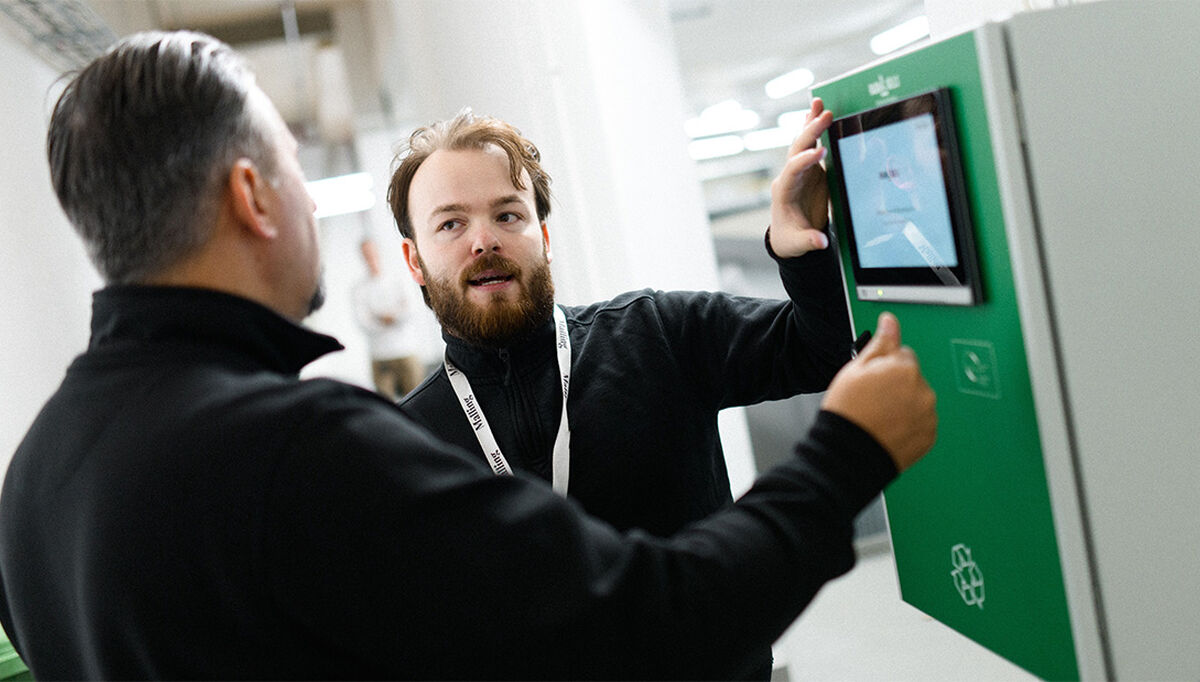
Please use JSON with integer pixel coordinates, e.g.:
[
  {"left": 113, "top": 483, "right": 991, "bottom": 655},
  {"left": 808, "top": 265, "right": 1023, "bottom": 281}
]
[
  {"left": 743, "top": 127, "right": 795, "bottom": 152},
  {"left": 688, "top": 135, "right": 745, "bottom": 161},
  {"left": 306, "top": 171, "right": 375, "bottom": 219},
  {"left": 870, "top": 15, "right": 930, "bottom": 55},
  {"left": 777, "top": 109, "right": 811, "bottom": 134},
  {"left": 685, "top": 99, "right": 761, "bottom": 138},
  {"left": 764, "top": 67, "right": 815, "bottom": 100}
]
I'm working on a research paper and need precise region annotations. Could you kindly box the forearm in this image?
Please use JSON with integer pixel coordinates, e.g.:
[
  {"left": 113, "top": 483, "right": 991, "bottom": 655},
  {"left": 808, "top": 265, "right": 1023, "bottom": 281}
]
[
  {"left": 770, "top": 228, "right": 854, "bottom": 376},
  {"left": 618, "top": 409, "right": 895, "bottom": 678},
  {"left": 268, "top": 396, "right": 895, "bottom": 679}
]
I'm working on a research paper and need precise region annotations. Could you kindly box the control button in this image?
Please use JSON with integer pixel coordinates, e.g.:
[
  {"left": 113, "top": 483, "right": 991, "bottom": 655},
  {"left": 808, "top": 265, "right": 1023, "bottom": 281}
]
[{"left": 951, "top": 339, "right": 1000, "bottom": 399}]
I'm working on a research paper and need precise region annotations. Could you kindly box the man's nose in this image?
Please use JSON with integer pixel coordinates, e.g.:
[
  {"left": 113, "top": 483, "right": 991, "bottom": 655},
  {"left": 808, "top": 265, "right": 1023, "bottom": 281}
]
[{"left": 470, "top": 224, "right": 503, "bottom": 255}]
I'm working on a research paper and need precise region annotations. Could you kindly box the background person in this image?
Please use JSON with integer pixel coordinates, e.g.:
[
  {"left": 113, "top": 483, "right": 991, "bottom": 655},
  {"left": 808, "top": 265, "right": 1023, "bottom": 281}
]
[
  {"left": 0, "top": 30, "right": 937, "bottom": 680},
  {"left": 352, "top": 237, "right": 427, "bottom": 398}
]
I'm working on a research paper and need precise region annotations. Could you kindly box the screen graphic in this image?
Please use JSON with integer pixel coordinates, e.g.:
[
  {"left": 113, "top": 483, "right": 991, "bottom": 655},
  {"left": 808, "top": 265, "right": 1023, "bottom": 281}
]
[{"left": 836, "top": 113, "right": 958, "bottom": 270}]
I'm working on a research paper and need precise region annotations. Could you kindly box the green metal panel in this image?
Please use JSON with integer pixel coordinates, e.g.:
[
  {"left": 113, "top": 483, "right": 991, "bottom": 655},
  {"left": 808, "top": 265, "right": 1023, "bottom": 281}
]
[
  {"left": 0, "top": 628, "right": 29, "bottom": 681},
  {"left": 814, "top": 32, "right": 1077, "bottom": 680}
]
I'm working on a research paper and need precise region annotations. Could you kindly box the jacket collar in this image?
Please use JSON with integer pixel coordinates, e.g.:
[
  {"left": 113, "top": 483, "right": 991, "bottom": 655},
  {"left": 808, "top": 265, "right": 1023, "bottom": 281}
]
[
  {"left": 89, "top": 285, "right": 343, "bottom": 375},
  {"left": 440, "top": 311, "right": 557, "bottom": 377}
]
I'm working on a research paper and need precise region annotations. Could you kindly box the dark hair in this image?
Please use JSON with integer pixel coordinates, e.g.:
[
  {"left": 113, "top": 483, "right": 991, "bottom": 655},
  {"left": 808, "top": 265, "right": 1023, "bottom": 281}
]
[
  {"left": 47, "top": 30, "right": 277, "bottom": 283},
  {"left": 386, "top": 110, "right": 552, "bottom": 242}
]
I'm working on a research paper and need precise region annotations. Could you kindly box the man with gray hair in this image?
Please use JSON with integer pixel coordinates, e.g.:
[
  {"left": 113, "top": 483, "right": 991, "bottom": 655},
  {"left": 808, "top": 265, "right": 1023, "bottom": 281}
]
[{"left": 0, "top": 30, "right": 937, "bottom": 680}]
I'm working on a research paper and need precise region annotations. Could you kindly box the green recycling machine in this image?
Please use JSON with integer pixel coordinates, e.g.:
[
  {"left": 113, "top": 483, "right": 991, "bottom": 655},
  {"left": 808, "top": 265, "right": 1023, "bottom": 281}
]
[{"left": 813, "top": 2, "right": 1200, "bottom": 679}]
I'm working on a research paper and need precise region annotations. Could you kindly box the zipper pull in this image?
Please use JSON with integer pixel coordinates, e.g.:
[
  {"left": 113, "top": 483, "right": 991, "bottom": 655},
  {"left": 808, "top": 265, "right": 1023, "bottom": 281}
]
[{"left": 498, "top": 348, "right": 513, "bottom": 385}]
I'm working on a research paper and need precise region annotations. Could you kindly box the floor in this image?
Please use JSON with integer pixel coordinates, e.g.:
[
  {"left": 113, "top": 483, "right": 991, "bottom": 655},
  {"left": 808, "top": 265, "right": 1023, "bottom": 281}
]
[{"left": 771, "top": 540, "right": 1040, "bottom": 681}]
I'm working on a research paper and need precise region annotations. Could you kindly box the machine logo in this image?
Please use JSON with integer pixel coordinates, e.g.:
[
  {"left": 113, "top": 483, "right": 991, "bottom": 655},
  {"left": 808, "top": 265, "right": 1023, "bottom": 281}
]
[
  {"left": 951, "top": 543, "right": 986, "bottom": 609},
  {"left": 868, "top": 74, "right": 902, "bottom": 98}
]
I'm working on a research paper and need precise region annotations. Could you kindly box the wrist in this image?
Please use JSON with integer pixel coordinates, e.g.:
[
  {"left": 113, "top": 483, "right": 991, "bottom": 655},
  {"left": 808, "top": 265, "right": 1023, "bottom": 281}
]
[
  {"left": 764, "top": 225, "right": 782, "bottom": 260},
  {"left": 766, "top": 224, "right": 830, "bottom": 260}
]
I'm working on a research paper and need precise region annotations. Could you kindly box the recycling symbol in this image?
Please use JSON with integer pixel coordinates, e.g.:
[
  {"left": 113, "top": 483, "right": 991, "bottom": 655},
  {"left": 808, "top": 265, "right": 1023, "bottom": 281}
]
[{"left": 951, "top": 543, "right": 985, "bottom": 609}]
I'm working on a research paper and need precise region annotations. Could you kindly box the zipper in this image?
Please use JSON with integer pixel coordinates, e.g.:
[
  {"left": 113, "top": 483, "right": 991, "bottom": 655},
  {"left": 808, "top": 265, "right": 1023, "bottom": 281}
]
[
  {"left": 498, "top": 347, "right": 513, "bottom": 386},
  {"left": 497, "top": 345, "right": 553, "bottom": 480}
]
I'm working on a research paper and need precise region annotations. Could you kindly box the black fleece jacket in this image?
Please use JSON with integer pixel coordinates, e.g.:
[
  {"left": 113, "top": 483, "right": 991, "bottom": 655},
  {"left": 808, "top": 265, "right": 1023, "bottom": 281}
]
[
  {"left": 399, "top": 244, "right": 853, "bottom": 536},
  {"left": 0, "top": 283, "right": 893, "bottom": 680}
]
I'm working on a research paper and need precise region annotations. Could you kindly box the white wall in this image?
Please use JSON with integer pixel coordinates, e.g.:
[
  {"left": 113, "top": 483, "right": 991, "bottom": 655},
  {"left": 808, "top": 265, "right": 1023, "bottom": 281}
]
[{"left": 0, "top": 34, "right": 101, "bottom": 483}]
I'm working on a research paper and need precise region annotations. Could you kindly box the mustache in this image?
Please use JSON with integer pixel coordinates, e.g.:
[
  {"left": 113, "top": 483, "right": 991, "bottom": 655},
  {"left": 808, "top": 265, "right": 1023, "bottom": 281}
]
[{"left": 461, "top": 253, "right": 522, "bottom": 283}]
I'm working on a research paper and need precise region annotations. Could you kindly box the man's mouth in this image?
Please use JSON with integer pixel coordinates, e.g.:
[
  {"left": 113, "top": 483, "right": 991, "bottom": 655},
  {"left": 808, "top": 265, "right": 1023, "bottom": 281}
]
[{"left": 466, "top": 270, "right": 516, "bottom": 288}]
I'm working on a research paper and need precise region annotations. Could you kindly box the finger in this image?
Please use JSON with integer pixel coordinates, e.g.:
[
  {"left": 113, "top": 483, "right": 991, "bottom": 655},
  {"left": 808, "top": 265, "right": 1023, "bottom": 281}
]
[
  {"left": 776, "top": 146, "right": 827, "bottom": 194},
  {"left": 788, "top": 108, "right": 833, "bottom": 156},
  {"left": 855, "top": 312, "right": 901, "bottom": 362},
  {"left": 807, "top": 98, "right": 825, "bottom": 122}
]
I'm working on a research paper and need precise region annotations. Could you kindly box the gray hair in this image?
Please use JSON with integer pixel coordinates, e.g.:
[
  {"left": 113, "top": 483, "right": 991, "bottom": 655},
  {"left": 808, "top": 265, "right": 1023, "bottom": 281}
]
[{"left": 47, "top": 30, "right": 277, "bottom": 283}]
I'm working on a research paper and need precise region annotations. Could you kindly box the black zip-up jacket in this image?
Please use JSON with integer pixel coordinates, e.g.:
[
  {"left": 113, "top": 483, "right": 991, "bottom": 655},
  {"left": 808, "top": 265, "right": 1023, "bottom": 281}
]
[
  {"left": 0, "top": 284, "right": 893, "bottom": 680},
  {"left": 399, "top": 244, "right": 852, "bottom": 537},
  {"left": 399, "top": 245, "right": 849, "bottom": 680}
]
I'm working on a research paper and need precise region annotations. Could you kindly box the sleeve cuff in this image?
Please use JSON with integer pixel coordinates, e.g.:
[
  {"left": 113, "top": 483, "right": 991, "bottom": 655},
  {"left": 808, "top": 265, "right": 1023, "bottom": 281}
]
[
  {"left": 765, "top": 224, "right": 835, "bottom": 266},
  {"left": 802, "top": 409, "right": 899, "bottom": 513}
]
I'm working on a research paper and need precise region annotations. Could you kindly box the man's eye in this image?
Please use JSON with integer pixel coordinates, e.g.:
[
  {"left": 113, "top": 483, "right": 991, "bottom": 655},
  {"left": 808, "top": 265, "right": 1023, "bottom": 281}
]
[
  {"left": 438, "top": 220, "right": 462, "bottom": 231},
  {"left": 497, "top": 212, "right": 519, "bottom": 223}
]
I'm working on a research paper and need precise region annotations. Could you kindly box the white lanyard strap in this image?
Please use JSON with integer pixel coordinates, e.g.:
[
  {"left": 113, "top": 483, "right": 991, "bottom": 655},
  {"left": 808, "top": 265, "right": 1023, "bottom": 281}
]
[
  {"left": 550, "top": 305, "right": 571, "bottom": 494},
  {"left": 445, "top": 305, "right": 572, "bottom": 495}
]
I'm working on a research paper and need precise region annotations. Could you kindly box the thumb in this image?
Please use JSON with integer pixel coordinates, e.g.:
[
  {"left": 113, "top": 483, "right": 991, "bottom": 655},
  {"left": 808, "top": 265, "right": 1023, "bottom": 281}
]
[{"left": 856, "top": 312, "right": 901, "bottom": 362}]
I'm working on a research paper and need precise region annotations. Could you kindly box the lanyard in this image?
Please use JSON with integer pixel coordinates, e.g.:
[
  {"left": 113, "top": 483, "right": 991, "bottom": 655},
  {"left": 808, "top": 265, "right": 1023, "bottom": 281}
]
[{"left": 445, "top": 305, "right": 572, "bottom": 495}]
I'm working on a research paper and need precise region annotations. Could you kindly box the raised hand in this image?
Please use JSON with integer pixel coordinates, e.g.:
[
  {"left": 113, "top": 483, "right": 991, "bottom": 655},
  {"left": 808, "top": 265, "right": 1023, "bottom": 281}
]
[{"left": 768, "top": 97, "right": 835, "bottom": 258}]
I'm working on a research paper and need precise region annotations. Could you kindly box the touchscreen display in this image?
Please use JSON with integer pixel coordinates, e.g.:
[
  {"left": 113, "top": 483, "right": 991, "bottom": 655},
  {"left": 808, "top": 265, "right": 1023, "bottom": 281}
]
[
  {"left": 827, "top": 88, "right": 981, "bottom": 306},
  {"left": 836, "top": 113, "right": 958, "bottom": 269}
]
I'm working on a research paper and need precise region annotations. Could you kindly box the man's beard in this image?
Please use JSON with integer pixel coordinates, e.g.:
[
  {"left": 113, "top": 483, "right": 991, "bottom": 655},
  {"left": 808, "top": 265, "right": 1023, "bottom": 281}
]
[
  {"left": 422, "top": 251, "right": 555, "bottom": 348},
  {"left": 306, "top": 270, "right": 327, "bottom": 316}
]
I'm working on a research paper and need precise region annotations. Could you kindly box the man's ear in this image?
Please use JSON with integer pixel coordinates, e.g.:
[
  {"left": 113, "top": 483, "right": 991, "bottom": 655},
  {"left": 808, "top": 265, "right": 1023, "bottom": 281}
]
[
  {"left": 228, "top": 158, "right": 277, "bottom": 239},
  {"left": 401, "top": 238, "right": 426, "bottom": 286},
  {"left": 541, "top": 221, "right": 553, "bottom": 264}
]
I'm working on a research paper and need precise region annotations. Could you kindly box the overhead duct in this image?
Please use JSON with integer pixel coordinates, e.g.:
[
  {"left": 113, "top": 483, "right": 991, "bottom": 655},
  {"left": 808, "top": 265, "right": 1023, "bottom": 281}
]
[{"left": 0, "top": 0, "right": 116, "bottom": 72}]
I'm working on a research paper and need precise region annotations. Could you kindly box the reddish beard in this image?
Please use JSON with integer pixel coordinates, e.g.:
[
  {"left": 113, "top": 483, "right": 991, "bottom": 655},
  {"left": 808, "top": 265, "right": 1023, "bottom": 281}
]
[{"left": 421, "top": 251, "right": 555, "bottom": 348}]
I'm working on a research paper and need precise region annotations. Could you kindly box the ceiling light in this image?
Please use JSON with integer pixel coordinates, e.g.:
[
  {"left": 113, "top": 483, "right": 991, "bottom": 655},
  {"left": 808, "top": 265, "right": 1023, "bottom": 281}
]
[
  {"left": 688, "top": 135, "right": 745, "bottom": 161},
  {"left": 764, "top": 68, "right": 815, "bottom": 100},
  {"left": 307, "top": 172, "right": 375, "bottom": 219},
  {"left": 776, "top": 109, "right": 811, "bottom": 134},
  {"left": 685, "top": 99, "right": 761, "bottom": 138},
  {"left": 870, "top": 15, "right": 930, "bottom": 56},
  {"left": 743, "top": 127, "right": 795, "bottom": 152}
]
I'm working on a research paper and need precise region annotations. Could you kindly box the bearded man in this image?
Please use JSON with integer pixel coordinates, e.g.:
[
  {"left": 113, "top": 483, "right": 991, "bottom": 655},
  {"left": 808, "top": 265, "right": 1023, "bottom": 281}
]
[
  {"left": 388, "top": 107, "right": 862, "bottom": 680},
  {"left": 389, "top": 106, "right": 846, "bottom": 533},
  {"left": 382, "top": 98, "right": 919, "bottom": 679}
]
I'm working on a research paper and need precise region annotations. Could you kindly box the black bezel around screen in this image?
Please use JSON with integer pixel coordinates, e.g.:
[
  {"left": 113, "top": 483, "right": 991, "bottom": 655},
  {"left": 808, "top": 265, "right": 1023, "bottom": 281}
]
[{"left": 827, "top": 88, "right": 981, "bottom": 306}]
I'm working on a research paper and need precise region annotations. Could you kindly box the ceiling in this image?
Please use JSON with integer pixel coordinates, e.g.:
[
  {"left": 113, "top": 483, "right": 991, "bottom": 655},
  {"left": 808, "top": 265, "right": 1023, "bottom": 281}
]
[
  {"left": 670, "top": 0, "right": 923, "bottom": 125},
  {"left": 85, "top": 0, "right": 926, "bottom": 120},
  {"left": 20, "top": 0, "right": 928, "bottom": 219},
  {"left": 666, "top": 0, "right": 926, "bottom": 216}
]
